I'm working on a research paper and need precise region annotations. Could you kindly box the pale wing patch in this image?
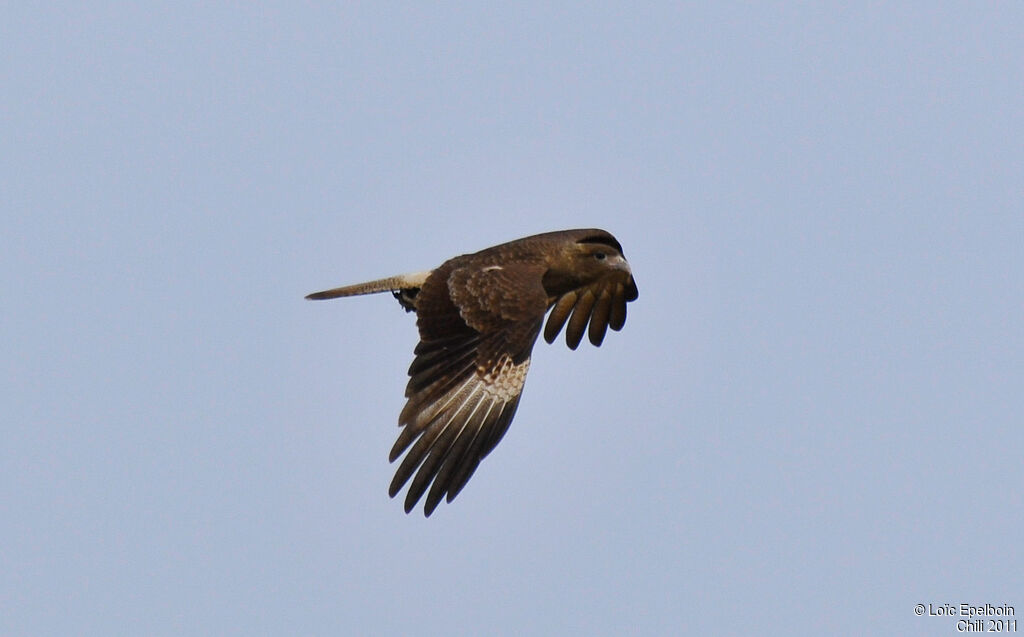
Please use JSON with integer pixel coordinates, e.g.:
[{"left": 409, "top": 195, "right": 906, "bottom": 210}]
[{"left": 479, "top": 354, "right": 531, "bottom": 402}]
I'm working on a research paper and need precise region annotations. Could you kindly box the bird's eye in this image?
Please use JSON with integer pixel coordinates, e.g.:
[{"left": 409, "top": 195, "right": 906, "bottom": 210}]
[{"left": 594, "top": 252, "right": 607, "bottom": 260}]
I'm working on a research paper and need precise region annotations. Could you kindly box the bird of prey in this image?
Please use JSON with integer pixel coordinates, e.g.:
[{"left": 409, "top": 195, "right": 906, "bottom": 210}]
[{"left": 307, "top": 228, "right": 638, "bottom": 516}]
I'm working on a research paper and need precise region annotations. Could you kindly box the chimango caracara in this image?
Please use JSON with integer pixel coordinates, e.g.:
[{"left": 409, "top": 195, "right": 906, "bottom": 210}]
[{"left": 307, "top": 228, "right": 638, "bottom": 516}]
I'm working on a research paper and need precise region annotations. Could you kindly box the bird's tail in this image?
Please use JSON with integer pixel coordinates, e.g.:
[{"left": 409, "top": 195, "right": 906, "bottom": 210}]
[{"left": 305, "top": 271, "right": 432, "bottom": 301}]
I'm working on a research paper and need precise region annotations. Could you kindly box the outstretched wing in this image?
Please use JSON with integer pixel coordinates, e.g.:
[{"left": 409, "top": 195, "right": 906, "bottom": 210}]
[{"left": 388, "top": 261, "right": 548, "bottom": 516}]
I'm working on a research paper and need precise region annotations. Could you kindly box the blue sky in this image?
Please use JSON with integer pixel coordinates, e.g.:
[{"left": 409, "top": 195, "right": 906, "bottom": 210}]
[{"left": 3, "top": 4, "right": 1021, "bottom": 636}]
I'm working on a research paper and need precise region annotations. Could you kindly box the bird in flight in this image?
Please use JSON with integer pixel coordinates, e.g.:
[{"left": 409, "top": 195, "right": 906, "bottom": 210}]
[{"left": 307, "top": 228, "right": 638, "bottom": 516}]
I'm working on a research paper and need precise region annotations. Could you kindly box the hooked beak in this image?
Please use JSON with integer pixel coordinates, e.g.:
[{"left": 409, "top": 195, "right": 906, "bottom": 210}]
[{"left": 609, "top": 254, "right": 632, "bottom": 274}]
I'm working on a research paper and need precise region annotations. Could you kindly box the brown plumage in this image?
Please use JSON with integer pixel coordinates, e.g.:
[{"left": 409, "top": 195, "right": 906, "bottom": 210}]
[{"left": 306, "top": 228, "right": 638, "bottom": 516}]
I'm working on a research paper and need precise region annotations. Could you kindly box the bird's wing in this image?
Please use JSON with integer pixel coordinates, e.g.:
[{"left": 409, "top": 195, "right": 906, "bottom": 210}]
[
  {"left": 543, "top": 270, "right": 639, "bottom": 349},
  {"left": 389, "top": 261, "right": 549, "bottom": 516}
]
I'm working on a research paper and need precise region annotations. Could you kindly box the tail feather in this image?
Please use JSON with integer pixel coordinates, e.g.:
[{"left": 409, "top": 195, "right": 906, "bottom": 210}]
[{"left": 305, "top": 271, "right": 432, "bottom": 301}]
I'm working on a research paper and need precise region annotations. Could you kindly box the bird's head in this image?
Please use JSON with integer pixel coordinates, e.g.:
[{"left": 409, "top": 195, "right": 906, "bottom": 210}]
[
  {"left": 541, "top": 231, "right": 636, "bottom": 298},
  {"left": 537, "top": 229, "right": 638, "bottom": 348}
]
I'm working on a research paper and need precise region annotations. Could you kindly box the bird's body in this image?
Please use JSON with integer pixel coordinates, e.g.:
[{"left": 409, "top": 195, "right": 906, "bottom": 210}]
[{"left": 307, "top": 228, "right": 638, "bottom": 516}]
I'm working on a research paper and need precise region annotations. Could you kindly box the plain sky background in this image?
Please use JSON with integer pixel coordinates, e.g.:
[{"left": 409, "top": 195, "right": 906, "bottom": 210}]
[{"left": 3, "top": 4, "right": 1021, "bottom": 636}]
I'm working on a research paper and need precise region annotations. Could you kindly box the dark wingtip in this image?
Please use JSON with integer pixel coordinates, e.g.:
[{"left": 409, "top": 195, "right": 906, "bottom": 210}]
[
  {"left": 625, "top": 278, "right": 638, "bottom": 301},
  {"left": 565, "top": 333, "right": 583, "bottom": 350},
  {"left": 388, "top": 477, "right": 403, "bottom": 499},
  {"left": 423, "top": 498, "right": 440, "bottom": 517}
]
